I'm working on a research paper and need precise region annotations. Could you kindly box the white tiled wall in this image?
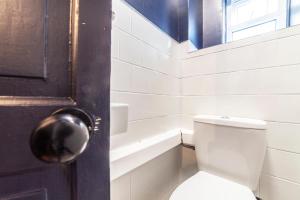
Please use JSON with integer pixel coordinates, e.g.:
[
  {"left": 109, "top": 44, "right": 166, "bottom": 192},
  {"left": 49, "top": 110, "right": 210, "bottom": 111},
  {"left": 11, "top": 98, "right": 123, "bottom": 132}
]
[
  {"left": 111, "top": 0, "right": 181, "bottom": 148},
  {"left": 111, "top": 1, "right": 182, "bottom": 199},
  {"left": 180, "top": 25, "right": 300, "bottom": 200}
]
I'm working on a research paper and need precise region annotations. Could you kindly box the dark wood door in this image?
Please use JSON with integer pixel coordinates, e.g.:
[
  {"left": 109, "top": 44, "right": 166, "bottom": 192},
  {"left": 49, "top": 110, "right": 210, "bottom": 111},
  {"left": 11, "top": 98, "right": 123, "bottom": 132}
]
[{"left": 0, "top": 0, "right": 111, "bottom": 199}]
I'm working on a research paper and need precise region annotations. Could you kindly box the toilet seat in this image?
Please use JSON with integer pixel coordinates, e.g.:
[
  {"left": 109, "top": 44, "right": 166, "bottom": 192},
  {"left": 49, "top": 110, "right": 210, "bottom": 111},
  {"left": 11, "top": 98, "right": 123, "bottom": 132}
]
[{"left": 170, "top": 171, "right": 256, "bottom": 200}]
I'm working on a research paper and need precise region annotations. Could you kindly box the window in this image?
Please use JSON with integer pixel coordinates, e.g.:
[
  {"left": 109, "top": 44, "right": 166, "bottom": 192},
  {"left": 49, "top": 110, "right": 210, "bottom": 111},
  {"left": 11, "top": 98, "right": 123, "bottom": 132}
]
[
  {"left": 226, "top": 0, "right": 288, "bottom": 41},
  {"left": 291, "top": 0, "right": 300, "bottom": 25}
]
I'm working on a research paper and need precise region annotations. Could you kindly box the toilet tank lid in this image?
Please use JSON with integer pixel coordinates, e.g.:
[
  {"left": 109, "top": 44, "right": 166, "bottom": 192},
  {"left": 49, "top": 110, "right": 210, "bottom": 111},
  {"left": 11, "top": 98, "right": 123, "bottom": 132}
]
[{"left": 194, "top": 115, "right": 267, "bottom": 130}]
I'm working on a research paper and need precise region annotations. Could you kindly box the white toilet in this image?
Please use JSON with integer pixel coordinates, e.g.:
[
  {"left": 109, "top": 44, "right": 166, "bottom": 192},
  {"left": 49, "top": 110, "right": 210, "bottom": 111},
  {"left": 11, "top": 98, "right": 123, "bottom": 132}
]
[{"left": 170, "top": 115, "right": 267, "bottom": 200}]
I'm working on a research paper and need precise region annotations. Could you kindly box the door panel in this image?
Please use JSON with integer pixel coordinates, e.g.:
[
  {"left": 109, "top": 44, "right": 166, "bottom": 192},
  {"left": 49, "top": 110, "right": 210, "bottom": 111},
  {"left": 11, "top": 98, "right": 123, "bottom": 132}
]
[
  {"left": 0, "top": 0, "right": 111, "bottom": 199},
  {"left": 0, "top": 0, "right": 71, "bottom": 97},
  {"left": 0, "top": 0, "right": 46, "bottom": 78},
  {"left": 0, "top": 167, "right": 72, "bottom": 200},
  {"left": 2, "top": 189, "right": 47, "bottom": 200}
]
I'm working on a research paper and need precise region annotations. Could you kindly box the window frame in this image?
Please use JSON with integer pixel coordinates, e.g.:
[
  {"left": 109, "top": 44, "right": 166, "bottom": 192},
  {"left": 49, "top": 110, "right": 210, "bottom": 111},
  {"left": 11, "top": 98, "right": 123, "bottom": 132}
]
[
  {"left": 225, "top": 0, "right": 290, "bottom": 42},
  {"left": 289, "top": 0, "right": 300, "bottom": 25}
]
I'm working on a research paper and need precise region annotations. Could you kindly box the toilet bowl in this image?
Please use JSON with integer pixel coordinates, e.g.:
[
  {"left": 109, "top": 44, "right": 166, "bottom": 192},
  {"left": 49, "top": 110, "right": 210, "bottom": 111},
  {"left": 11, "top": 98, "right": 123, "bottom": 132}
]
[{"left": 170, "top": 115, "right": 267, "bottom": 200}]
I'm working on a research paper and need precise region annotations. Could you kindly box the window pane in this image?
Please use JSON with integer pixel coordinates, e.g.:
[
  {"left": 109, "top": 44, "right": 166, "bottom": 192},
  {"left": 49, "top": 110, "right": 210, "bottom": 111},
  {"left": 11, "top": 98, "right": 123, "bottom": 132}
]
[
  {"left": 226, "top": 0, "right": 287, "bottom": 42},
  {"left": 291, "top": 0, "right": 300, "bottom": 25},
  {"left": 231, "top": 0, "right": 280, "bottom": 26},
  {"left": 232, "top": 20, "right": 277, "bottom": 40}
]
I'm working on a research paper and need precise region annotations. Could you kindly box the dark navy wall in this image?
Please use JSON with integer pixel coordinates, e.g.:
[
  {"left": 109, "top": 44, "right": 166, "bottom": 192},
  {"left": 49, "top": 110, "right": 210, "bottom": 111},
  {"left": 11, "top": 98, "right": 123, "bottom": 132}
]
[
  {"left": 189, "top": 0, "right": 224, "bottom": 49},
  {"left": 178, "top": 0, "right": 189, "bottom": 42},
  {"left": 202, "top": 0, "right": 224, "bottom": 48},
  {"left": 125, "top": 0, "right": 188, "bottom": 42},
  {"left": 189, "top": 0, "right": 203, "bottom": 49},
  {"left": 125, "top": 0, "right": 224, "bottom": 49}
]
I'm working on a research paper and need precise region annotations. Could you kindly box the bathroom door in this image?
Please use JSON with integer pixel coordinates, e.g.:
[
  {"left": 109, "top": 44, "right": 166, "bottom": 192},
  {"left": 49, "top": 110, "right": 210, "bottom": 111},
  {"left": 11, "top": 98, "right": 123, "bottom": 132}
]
[{"left": 0, "top": 0, "right": 110, "bottom": 200}]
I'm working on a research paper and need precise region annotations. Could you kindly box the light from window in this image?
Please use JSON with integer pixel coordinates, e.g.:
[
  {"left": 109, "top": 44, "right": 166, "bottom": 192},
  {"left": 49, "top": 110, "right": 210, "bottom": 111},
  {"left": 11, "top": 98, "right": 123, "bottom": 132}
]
[
  {"left": 232, "top": 20, "right": 277, "bottom": 40},
  {"left": 291, "top": 0, "right": 300, "bottom": 25},
  {"left": 226, "top": 0, "right": 287, "bottom": 41}
]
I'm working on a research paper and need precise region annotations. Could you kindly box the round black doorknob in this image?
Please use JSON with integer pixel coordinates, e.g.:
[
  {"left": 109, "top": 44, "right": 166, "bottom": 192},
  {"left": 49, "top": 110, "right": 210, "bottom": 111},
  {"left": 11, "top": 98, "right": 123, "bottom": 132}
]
[{"left": 30, "top": 108, "right": 96, "bottom": 163}]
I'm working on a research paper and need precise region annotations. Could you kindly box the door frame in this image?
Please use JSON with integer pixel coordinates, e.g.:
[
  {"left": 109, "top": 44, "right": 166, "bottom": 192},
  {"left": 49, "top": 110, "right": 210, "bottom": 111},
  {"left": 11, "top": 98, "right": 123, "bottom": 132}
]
[{"left": 72, "top": 0, "right": 111, "bottom": 199}]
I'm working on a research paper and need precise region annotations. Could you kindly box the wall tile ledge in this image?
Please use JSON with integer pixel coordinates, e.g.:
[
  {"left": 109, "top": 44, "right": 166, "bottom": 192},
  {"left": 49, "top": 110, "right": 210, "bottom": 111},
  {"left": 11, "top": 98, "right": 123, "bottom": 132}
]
[{"left": 110, "top": 129, "right": 182, "bottom": 181}]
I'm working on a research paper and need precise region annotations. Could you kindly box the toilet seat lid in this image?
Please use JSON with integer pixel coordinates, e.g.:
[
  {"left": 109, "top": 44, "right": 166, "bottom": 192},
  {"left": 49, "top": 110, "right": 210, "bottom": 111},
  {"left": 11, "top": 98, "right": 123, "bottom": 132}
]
[{"left": 170, "top": 171, "right": 256, "bottom": 200}]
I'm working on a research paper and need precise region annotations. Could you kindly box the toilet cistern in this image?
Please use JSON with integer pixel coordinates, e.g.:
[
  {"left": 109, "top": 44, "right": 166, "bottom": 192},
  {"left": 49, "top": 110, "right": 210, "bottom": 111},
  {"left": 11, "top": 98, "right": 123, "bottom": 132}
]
[{"left": 170, "top": 115, "right": 267, "bottom": 200}]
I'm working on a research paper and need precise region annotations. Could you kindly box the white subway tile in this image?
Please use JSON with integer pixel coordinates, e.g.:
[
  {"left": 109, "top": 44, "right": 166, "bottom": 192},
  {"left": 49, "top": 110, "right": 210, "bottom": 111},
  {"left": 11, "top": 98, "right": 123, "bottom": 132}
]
[
  {"left": 275, "top": 35, "right": 300, "bottom": 66},
  {"left": 119, "top": 31, "right": 143, "bottom": 66},
  {"left": 112, "top": 0, "right": 131, "bottom": 33},
  {"left": 111, "top": 28, "right": 120, "bottom": 58},
  {"left": 182, "top": 65, "right": 300, "bottom": 95},
  {"left": 141, "top": 43, "right": 160, "bottom": 70},
  {"left": 157, "top": 53, "right": 172, "bottom": 74},
  {"left": 131, "top": 67, "right": 156, "bottom": 93},
  {"left": 260, "top": 175, "right": 300, "bottom": 200},
  {"left": 179, "top": 115, "right": 194, "bottom": 130},
  {"left": 263, "top": 148, "right": 300, "bottom": 184},
  {"left": 111, "top": 58, "right": 132, "bottom": 91},
  {"left": 267, "top": 122, "right": 300, "bottom": 153},
  {"left": 111, "top": 92, "right": 180, "bottom": 121},
  {"left": 168, "top": 76, "right": 181, "bottom": 96},
  {"left": 131, "top": 11, "right": 174, "bottom": 55},
  {"left": 182, "top": 53, "right": 217, "bottom": 77}
]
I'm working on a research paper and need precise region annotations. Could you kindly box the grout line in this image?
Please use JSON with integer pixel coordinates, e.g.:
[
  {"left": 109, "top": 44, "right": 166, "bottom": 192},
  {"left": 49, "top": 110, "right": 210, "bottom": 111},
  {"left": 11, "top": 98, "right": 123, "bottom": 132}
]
[
  {"left": 114, "top": 89, "right": 300, "bottom": 97},
  {"left": 114, "top": 57, "right": 181, "bottom": 78},
  {"left": 267, "top": 147, "right": 300, "bottom": 155},
  {"left": 113, "top": 25, "right": 174, "bottom": 57},
  {"left": 111, "top": 90, "right": 181, "bottom": 97},
  {"left": 262, "top": 174, "right": 300, "bottom": 186},
  {"left": 180, "top": 62, "right": 300, "bottom": 79},
  {"left": 266, "top": 120, "right": 300, "bottom": 125},
  {"left": 180, "top": 114, "right": 300, "bottom": 125},
  {"left": 128, "top": 114, "right": 182, "bottom": 123},
  {"left": 181, "top": 93, "right": 300, "bottom": 97}
]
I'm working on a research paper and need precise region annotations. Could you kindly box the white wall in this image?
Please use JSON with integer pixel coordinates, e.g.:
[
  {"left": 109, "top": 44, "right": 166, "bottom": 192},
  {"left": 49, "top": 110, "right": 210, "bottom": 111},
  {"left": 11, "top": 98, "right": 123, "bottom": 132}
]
[
  {"left": 111, "top": 1, "right": 182, "bottom": 199},
  {"left": 111, "top": 0, "right": 181, "bottom": 149},
  {"left": 180, "top": 25, "right": 300, "bottom": 200}
]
